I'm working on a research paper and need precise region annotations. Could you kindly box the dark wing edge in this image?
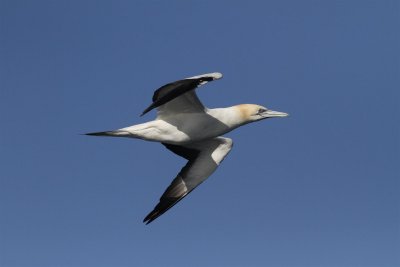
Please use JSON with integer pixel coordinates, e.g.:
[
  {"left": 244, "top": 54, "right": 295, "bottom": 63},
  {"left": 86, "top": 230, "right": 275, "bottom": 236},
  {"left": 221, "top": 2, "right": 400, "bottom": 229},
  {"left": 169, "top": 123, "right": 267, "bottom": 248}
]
[
  {"left": 143, "top": 137, "right": 233, "bottom": 225},
  {"left": 143, "top": 144, "right": 201, "bottom": 224},
  {"left": 140, "top": 72, "right": 222, "bottom": 116},
  {"left": 142, "top": 173, "right": 196, "bottom": 225}
]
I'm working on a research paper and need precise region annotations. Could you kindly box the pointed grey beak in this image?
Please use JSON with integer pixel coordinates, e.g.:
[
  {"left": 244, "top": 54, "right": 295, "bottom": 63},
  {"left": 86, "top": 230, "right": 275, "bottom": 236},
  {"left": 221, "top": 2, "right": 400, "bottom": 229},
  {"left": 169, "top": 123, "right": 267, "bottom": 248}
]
[{"left": 263, "top": 110, "right": 289, "bottom": 118}]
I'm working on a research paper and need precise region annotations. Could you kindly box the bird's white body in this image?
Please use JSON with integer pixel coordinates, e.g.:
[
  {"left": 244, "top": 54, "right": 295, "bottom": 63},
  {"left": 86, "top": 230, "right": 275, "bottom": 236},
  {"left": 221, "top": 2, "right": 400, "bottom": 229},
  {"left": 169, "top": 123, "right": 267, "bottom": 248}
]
[
  {"left": 118, "top": 106, "right": 245, "bottom": 144},
  {"left": 86, "top": 72, "right": 288, "bottom": 224}
]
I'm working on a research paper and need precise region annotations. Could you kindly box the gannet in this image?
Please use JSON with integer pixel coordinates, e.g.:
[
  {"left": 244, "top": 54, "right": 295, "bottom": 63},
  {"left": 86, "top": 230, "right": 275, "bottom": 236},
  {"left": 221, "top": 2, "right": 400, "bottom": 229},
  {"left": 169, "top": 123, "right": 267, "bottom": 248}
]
[{"left": 86, "top": 72, "right": 288, "bottom": 224}]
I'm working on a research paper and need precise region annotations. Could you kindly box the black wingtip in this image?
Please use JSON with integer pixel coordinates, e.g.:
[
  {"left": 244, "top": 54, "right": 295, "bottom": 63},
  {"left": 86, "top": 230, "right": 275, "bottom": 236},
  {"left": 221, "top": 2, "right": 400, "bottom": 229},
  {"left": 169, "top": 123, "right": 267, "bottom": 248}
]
[
  {"left": 140, "top": 104, "right": 154, "bottom": 117},
  {"left": 143, "top": 209, "right": 162, "bottom": 225},
  {"left": 143, "top": 218, "right": 152, "bottom": 225}
]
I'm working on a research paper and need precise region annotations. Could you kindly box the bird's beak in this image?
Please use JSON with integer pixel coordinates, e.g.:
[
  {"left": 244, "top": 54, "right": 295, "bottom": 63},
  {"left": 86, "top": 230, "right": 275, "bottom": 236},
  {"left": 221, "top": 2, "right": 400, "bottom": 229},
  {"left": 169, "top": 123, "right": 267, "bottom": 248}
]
[{"left": 262, "top": 110, "right": 289, "bottom": 118}]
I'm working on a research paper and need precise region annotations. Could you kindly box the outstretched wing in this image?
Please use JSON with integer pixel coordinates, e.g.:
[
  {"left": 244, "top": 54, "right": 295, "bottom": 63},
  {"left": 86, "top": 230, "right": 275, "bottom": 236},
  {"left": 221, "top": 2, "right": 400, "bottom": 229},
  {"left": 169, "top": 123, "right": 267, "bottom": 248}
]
[
  {"left": 141, "top": 72, "right": 222, "bottom": 117},
  {"left": 143, "top": 137, "right": 233, "bottom": 224}
]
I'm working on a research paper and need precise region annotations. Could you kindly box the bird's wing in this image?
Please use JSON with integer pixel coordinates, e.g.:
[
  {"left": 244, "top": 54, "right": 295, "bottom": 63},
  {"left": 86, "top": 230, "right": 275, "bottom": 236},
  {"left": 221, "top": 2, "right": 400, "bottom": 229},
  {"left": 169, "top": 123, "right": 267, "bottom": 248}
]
[
  {"left": 143, "top": 137, "right": 233, "bottom": 224},
  {"left": 141, "top": 72, "right": 222, "bottom": 117}
]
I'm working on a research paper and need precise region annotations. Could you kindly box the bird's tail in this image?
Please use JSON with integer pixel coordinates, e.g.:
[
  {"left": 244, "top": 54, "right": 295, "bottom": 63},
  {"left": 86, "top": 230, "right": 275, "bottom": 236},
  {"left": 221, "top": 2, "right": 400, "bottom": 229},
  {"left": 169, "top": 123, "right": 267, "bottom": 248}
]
[{"left": 85, "top": 130, "right": 130, "bottom": 137}]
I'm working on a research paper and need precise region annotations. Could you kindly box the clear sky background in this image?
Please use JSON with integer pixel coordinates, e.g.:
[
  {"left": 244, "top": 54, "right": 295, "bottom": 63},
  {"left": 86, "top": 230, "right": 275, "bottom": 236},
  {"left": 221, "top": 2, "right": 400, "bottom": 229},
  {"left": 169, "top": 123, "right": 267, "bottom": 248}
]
[{"left": 1, "top": 1, "right": 399, "bottom": 267}]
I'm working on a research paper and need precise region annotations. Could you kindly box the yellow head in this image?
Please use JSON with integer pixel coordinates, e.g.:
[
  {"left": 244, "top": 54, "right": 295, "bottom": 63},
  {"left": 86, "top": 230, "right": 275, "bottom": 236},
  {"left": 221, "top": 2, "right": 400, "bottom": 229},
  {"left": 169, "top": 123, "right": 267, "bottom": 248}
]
[{"left": 236, "top": 104, "right": 289, "bottom": 123}]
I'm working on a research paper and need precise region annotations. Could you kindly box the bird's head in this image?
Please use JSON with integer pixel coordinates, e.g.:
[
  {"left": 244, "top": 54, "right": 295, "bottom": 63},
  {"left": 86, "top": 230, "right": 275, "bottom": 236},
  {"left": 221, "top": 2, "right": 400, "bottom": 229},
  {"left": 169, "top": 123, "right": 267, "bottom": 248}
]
[{"left": 237, "top": 104, "right": 289, "bottom": 123}]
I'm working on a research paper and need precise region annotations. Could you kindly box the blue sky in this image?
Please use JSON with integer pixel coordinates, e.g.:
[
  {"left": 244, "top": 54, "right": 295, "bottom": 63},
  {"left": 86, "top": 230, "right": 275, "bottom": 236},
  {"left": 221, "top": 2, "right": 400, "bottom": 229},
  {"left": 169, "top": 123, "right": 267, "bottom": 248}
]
[{"left": 1, "top": 1, "right": 399, "bottom": 266}]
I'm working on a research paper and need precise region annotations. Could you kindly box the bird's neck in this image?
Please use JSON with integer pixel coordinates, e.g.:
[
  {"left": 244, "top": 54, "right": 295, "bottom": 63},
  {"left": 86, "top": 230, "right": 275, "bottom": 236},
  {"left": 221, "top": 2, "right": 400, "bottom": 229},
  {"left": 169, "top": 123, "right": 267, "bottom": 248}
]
[{"left": 207, "top": 106, "right": 249, "bottom": 129}]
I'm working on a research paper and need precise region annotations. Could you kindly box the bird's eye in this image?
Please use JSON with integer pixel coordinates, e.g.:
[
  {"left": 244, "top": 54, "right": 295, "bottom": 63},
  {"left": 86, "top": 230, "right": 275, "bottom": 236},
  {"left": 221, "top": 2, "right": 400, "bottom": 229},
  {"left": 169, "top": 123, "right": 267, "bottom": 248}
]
[{"left": 258, "top": 108, "right": 267, "bottom": 114}]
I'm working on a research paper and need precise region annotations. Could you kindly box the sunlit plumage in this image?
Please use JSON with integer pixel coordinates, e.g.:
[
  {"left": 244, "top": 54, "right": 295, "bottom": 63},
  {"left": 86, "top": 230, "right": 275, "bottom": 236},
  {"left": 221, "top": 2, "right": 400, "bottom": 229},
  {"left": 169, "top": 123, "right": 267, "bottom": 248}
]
[{"left": 86, "top": 72, "right": 288, "bottom": 224}]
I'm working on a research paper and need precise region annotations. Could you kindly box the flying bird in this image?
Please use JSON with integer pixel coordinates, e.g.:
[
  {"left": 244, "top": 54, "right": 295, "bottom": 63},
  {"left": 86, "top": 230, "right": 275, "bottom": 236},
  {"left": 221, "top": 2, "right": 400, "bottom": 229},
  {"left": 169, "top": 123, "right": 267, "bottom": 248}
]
[{"left": 86, "top": 72, "right": 288, "bottom": 224}]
